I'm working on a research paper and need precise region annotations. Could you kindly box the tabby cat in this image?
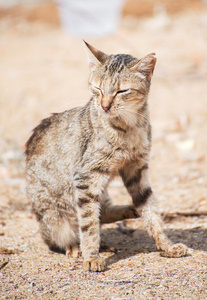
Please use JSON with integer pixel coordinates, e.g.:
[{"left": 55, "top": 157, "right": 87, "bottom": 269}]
[{"left": 25, "top": 42, "right": 187, "bottom": 272}]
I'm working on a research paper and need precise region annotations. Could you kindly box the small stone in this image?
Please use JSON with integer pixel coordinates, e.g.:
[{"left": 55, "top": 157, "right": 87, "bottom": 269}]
[{"left": 176, "top": 139, "right": 195, "bottom": 151}]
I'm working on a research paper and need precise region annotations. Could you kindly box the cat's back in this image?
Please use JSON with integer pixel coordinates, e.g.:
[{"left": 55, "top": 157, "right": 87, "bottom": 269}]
[{"left": 25, "top": 106, "right": 85, "bottom": 160}]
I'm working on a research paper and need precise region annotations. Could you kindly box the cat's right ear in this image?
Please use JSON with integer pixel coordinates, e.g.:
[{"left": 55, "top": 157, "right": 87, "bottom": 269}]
[{"left": 83, "top": 41, "right": 108, "bottom": 71}]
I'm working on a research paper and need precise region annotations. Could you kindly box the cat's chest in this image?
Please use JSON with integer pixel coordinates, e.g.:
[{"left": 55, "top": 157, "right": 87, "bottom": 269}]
[
  {"left": 106, "top": 127, "right": 150, "bottom": 164},
  {"left": 89, "top": 126, "right": 150, "bottom": 174}
]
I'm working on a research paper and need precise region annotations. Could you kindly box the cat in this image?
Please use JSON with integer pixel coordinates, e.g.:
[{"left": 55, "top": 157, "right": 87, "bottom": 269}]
[{"left": 25, "top": 41, "right": 188, "bottom": 272}]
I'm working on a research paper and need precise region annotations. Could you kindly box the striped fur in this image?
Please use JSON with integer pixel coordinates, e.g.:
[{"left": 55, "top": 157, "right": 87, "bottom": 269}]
[{"left": 26, "top": 43, "right": 187, "bottom": 272}]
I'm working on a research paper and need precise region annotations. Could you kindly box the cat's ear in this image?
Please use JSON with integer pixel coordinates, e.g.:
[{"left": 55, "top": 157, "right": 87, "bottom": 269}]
[
  {"left": 130, "top": 53, "right": 156, "bottom": 80},
  {"left": 83, "top": 41, "right": 108, "bottom": 70}
]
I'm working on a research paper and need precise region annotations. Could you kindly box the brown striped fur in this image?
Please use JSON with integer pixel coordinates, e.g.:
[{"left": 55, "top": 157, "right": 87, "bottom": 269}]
[{"left": 25, "top": 42, "right": 187, "bottom": 272}]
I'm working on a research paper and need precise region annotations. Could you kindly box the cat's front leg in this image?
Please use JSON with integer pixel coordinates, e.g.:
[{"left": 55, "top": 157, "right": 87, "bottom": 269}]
[
  {"left": 75, "top": 175, "right": 107, "bottom": 271},
  {"left": 120, "top": 163, "right": 188, "bottom": 257}
]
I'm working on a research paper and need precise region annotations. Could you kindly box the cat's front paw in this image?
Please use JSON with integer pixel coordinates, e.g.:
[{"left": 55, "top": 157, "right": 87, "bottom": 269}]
[
  {"left": 83, "top": 257, "right": 106, "bottom": 272},
  {"left": 160, "top": 243, "right": 188, "bottom": 258}
]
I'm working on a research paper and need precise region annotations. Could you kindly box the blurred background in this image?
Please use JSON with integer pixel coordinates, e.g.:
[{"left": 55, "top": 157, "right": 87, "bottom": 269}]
[
  {"left": 1, "top": 2, "right": 207, "bottom": 296},
  {"left": 0, "top": 0, "right": 207, "bottom": 218}
]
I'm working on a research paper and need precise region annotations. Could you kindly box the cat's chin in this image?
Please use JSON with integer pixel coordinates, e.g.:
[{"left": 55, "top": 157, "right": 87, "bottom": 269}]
[{"left": 97, "top": 108, "right": 134, "bottom": 128}]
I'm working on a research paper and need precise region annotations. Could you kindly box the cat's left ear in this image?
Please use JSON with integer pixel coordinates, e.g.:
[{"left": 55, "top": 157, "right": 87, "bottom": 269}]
[
  {"left": 130, "top": 53, "right": 156, "bottom": 80},
  {"left": 83, "top": 41, "right": 108, "bottom": 71}
]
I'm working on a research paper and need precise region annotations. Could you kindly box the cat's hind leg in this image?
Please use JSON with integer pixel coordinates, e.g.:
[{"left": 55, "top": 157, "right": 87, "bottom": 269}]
[
  {"left": 66, "top": 244, "right": 81, "bottom": 259},
  {"left": 100, "top": 191, "right": 139, "bottom": 224},
  {"left": 39, "top": 209, "right": 79, "bottom": 255}
]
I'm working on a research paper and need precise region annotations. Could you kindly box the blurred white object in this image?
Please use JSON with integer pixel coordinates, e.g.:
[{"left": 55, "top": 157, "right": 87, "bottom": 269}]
[
  {"left": 56, "top": 0, "right": 125, "bottom": 37},
  {"left": 0, "top": 0, "right": 47, "bottom": 7}
]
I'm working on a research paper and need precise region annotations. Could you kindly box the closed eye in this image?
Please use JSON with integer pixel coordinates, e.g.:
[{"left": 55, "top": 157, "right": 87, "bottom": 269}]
[
  {"left": 94, "top": 86, "right": 102, "bottom": 91},
  {"left": 116, "top": 89, "right": 130, "bottom": 95},
  {"left": 90, "top": 85, "right": 103, "bottom": 96}
]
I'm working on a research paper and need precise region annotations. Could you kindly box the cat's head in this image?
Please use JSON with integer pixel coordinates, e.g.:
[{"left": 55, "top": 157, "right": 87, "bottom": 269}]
[{"left": 84, "top": 41, "right": 156, "bottom": 127}]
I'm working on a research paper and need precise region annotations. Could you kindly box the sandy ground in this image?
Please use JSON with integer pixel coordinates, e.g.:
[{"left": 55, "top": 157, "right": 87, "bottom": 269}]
[{"left": 0, "top": 6, "right": 207, "bottom": 300}]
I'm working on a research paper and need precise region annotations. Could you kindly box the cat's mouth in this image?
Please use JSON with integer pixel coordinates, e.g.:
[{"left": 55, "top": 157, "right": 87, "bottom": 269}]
[
  {"left": 98, "top": 105, "right": 131, "bottom": 127},
  {"left": 99, "top": 105, "right": 116, "bottom": 117},
  {"left": 97, "top": 103, "right": 147, "bottom": 129}
]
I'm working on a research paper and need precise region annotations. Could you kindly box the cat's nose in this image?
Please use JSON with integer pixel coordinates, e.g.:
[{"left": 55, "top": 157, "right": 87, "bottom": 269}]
[{"left": 102, "top": 105, "right": 111, "bottom": 112}]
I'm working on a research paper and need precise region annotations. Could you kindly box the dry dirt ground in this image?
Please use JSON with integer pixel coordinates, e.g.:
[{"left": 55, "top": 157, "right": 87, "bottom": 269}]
[{"left": 0, "top": 4, "right": 207, "bottom": 300}]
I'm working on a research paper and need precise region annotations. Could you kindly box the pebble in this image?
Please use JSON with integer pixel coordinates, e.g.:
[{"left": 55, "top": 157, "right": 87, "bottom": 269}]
[{"left": 176, "top": 139, "right": 195, "bottom": 151}]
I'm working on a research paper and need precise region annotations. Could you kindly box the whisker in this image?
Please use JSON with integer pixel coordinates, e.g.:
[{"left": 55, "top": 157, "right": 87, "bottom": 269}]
[
  {"left": 119, "top": 108, "right": 138, "bottom": 126},
  {"left": 118, "top": 110, "right": 137, "bottom": 127},
  {"left": 123, "top": 109, "right": 150, "bottom": 124}
]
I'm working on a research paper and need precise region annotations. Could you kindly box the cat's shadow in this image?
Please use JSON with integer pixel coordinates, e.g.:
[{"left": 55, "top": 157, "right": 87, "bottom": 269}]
[{"left": 100, "top": 226, "right": 207, "bottom": 268}]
